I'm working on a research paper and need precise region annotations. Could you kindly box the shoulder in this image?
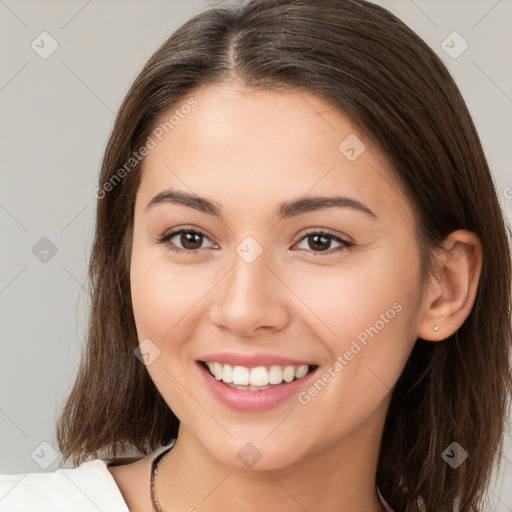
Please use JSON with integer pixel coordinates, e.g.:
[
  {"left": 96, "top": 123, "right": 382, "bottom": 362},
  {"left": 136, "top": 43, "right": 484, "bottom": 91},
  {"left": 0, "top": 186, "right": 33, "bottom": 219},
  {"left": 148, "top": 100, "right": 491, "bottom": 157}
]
[{"left": 0, "top": 459, "right": 129, "bottom": 512}]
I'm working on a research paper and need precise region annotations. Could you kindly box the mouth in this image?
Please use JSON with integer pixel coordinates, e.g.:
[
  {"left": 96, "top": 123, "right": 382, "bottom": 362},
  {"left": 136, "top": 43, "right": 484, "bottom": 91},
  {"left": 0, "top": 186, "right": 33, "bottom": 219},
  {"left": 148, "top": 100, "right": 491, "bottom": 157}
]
[{"left": 198, "top": 360, "right": 319, "bottom": 391}]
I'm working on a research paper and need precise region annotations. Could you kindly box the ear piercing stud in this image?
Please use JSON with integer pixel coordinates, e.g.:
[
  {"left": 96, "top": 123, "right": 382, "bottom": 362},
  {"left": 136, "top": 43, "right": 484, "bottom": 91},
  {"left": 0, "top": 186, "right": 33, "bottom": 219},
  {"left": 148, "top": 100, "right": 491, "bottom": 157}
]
[{"left": 433, "top": 325, "right": 439, "bottom": 332}]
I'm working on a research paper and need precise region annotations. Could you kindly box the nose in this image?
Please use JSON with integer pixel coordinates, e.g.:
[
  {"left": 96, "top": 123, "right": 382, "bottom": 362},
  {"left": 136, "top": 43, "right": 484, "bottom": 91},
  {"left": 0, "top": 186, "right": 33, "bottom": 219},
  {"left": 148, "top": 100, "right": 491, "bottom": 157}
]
[{"left": 209, "top": 245, "right": 290, "bottom": 338}]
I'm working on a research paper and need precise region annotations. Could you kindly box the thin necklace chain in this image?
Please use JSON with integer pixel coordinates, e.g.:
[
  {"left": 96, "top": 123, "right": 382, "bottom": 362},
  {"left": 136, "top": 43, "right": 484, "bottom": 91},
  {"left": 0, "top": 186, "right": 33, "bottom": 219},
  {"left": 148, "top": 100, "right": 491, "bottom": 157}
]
[{"left": 151, "top": 446, "right": 174, "bottom": 512}]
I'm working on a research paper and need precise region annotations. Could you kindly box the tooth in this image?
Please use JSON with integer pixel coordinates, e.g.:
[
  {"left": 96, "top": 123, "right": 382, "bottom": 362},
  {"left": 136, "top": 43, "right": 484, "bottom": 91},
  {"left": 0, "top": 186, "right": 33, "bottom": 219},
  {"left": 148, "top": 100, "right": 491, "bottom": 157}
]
[
  {"left": 268, "top": 365, "right": 283, "bottom": 384},
  {"left": 205, "top": 360, "right": 312, "bottom": 387},
  {"left": 250, "top": 366, "right": 269, "bottom": 386},
  {"left": 213, "top": 362, "right": 223, "bottom": 380},
  {"left": 282, "top": 366, "right": 295, "bottom": 383},
  {"left": 232, "top": 365, "right": 250, "bottom": 385},
  {"left": 295, "top": 364, "right": 309, "bottom": 379},
  {"left": 222, "top": 364, "right": 233, "bottom": 383}
]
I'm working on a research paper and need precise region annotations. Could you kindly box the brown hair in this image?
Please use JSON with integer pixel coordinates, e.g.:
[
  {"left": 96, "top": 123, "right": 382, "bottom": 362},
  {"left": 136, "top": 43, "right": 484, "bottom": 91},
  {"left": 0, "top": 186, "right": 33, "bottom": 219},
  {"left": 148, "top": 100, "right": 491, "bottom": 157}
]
[{"left": 55, "top": 0, "right": 512, "bottom": 510}]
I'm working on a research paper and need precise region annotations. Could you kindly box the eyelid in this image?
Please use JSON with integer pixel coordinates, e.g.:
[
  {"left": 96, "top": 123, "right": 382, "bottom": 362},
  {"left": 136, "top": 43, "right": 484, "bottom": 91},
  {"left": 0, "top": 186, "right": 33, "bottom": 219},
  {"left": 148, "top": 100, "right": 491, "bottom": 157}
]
[{"left": 295, "top": 227, "right": 352, "bottom": 245}]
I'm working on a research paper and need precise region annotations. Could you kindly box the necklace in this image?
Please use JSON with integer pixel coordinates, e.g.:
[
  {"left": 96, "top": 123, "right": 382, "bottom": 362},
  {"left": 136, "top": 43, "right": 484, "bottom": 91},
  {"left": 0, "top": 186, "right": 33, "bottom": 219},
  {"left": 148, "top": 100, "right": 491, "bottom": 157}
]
[{"left": 151, "top": 445, "right": 174, "bottom": 512}]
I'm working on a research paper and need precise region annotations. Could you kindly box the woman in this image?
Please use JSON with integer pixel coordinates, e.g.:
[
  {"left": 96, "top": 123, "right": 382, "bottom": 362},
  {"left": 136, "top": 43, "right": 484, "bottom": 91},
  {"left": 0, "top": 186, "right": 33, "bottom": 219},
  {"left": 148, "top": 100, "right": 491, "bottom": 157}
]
[{"left": 1, "top": 0, "right": 510, "bottom": 511}]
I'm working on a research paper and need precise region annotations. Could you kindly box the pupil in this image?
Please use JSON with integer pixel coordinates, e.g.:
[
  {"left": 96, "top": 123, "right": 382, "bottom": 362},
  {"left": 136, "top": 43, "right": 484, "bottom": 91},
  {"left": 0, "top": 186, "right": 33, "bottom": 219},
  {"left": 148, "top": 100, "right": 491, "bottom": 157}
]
[
  {"left": 182, "top": 232, "right": 201, "bottom": 249},
  {"left": 309, "top": 234, "right": 329, "bottom": 251}
]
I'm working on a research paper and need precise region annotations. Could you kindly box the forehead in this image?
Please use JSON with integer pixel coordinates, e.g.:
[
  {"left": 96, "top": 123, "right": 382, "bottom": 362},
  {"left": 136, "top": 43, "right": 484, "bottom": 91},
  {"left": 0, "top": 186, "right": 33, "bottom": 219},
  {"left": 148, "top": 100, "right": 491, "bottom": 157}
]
[{"left": 136, "top": 81, "right": 411, "bottom": 224}]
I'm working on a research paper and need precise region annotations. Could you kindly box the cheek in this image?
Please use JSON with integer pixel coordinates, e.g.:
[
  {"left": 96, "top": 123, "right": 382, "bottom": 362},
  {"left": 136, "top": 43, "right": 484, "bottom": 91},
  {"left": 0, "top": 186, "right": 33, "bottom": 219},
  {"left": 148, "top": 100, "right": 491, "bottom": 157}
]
[
  {"left": 290, "top": 253, "right": 417, "bottom": 348},
  {"left": 288, "top": 248, "right": 419, "bottom": 405},
  {"left": 129, "top": 246, "right": 209, "bottom": 412},
  {"left": 129, "top": 243, "right": 215, "bottom": 343}
]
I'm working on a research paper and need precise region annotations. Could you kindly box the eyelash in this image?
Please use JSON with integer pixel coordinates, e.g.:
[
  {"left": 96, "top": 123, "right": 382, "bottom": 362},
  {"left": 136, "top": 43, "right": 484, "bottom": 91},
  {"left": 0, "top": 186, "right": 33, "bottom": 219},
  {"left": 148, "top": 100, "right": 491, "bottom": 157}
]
[{"left": 156, "top": 227, "right": 354, "bottom": 256}]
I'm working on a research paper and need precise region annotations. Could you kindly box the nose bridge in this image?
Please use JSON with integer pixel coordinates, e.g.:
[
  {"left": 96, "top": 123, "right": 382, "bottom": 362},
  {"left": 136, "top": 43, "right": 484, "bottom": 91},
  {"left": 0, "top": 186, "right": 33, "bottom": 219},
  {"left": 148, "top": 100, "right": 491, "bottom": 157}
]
[
  {"left": 210, "top": 237, "right": 290, "bottom": 336},
  {"left": 223, "top": 237, "right": 273, "bottom": 310}
]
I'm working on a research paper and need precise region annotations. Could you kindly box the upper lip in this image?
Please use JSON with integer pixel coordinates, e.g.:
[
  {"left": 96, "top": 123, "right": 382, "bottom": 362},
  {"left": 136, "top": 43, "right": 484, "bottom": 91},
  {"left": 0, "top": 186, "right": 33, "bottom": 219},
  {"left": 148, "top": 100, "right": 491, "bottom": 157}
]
[{"left": 197, "top": 352, "right": 316, "bottom": 368}]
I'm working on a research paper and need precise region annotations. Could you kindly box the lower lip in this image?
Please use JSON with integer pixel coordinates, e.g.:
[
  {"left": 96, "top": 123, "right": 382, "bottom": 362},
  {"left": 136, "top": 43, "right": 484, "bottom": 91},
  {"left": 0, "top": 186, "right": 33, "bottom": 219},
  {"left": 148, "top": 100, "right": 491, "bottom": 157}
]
[{"left": 197, "top": 362, "right": 318, "bottom": 413}]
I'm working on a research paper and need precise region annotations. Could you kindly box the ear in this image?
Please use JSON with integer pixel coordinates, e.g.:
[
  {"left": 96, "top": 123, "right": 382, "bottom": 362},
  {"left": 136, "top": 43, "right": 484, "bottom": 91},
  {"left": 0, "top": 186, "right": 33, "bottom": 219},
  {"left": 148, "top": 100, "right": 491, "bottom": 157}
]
[{"left": 417, "top": 230, "right": 483, "bottom": 342}]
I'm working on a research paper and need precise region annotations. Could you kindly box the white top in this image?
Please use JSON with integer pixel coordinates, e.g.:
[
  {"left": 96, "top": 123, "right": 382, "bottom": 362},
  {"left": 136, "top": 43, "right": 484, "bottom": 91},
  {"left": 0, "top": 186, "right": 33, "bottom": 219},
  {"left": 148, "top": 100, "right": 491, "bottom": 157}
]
[
  {"left": 0, "top": 447, "right": 395, "bottom": 511},
  {"left": 0, "top": 458, "right": 129, "bottom": 512}
]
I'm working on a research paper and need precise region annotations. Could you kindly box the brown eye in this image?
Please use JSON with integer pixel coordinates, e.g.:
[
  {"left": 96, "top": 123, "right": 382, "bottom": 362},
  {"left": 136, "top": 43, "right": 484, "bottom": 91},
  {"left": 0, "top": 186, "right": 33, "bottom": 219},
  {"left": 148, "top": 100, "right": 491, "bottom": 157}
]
[
  {"left": 158, "top": 228, "right": 216, "bottom": 254},
  {"left": 157, "top": 228, "right": 352, "bottom": 256},
  {"left": 306, "top": 233, "right": 332, "bottom": 251},
  {"left": 177, "top": 231, "right": 203, "bottom": 250},
  {"left": 294, "top": 230, "right": 353, "bottom": 255}
]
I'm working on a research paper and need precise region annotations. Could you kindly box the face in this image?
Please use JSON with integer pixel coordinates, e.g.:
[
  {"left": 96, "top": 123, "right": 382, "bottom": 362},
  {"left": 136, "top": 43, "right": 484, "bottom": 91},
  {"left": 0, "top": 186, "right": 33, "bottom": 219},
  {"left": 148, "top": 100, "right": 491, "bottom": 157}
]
[{"left": 130, "top": 81, "right": 424, "bottom": 470}]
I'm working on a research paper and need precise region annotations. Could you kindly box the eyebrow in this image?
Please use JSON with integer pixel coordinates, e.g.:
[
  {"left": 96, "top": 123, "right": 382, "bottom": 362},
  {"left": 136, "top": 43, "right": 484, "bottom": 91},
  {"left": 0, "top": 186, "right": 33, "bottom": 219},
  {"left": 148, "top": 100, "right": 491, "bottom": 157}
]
[{"left": 145, "top": 188, "right": 377, "bottom": 220}]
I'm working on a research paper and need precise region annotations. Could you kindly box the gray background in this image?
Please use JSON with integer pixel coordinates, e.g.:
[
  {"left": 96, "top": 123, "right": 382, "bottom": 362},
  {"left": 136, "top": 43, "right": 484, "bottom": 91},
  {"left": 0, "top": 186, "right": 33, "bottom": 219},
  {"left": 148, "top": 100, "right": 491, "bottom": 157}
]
[{"left": 1, "top": 0, "right": 511, "bottom": 510}]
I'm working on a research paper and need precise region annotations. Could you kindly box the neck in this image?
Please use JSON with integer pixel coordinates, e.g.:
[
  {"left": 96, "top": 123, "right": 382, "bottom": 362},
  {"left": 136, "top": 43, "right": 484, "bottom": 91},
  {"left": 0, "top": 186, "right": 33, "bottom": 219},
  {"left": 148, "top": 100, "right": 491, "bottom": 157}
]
[{"left": 154, "top": 406, "right": 389, "bottom": 512}]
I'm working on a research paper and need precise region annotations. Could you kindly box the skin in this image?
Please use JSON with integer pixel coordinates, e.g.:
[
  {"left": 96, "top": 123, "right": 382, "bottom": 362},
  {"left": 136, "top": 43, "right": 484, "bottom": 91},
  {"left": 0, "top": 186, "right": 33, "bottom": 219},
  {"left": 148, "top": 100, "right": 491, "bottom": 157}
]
[{"left": 107, "top": 81, "right": 483, "bottom": 512}]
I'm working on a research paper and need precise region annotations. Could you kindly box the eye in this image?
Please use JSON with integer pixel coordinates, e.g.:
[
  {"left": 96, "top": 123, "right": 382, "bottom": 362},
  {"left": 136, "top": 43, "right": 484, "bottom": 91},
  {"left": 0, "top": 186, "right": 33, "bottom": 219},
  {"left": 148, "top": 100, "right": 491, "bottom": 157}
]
[
  {"left": 156, "top": 227, "right": 353, "bottom": 256},
  {"left": 293, "top": 229, "right": 353, "bottom": 255},
  {"left": 157, "top": 228, "right": 217, "bottom": 254}
]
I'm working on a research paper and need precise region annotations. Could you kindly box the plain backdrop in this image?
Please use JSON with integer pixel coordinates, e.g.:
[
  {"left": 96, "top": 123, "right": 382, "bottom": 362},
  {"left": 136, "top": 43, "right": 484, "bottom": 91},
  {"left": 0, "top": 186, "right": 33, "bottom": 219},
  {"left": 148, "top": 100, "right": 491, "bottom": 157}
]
[{"left": 1, "top": 0, "right": 511, "bottom": 510}]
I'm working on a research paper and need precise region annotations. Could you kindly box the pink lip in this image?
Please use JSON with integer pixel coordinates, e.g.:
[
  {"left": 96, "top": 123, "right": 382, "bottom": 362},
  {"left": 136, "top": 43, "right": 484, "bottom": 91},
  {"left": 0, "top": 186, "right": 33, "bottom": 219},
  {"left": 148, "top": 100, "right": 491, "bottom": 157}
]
[
  {"left": 197, "top": 361, "right": 318, "bottom": 413},
  {"left": 197, "top": 352, "right": 314, "bottom": 368}
]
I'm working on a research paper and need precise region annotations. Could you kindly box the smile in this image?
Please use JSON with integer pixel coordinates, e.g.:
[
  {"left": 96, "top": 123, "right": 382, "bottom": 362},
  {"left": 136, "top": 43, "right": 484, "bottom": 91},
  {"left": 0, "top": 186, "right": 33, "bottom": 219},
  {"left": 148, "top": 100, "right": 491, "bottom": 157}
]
[
  {"left": 201, "top": 361, "right": 315, "bottom": 390},
  {"left": 196, "top": 358, "right": 320, "bottom": 411}
]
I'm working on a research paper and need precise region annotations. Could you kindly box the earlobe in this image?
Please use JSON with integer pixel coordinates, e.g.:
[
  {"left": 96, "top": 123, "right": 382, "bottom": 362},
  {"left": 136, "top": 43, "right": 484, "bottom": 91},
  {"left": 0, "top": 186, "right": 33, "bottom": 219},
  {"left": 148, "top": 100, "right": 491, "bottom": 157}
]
[{"left": 417, "top": 230, "right": 483, "bottom": 342}]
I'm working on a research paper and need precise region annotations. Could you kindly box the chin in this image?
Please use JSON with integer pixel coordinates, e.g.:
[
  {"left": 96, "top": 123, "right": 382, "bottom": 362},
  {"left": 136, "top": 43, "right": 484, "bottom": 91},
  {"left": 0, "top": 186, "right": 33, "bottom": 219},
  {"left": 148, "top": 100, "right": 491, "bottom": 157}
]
[{"left": 201, "top": 435, "right": 306, "bottom": 472}]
